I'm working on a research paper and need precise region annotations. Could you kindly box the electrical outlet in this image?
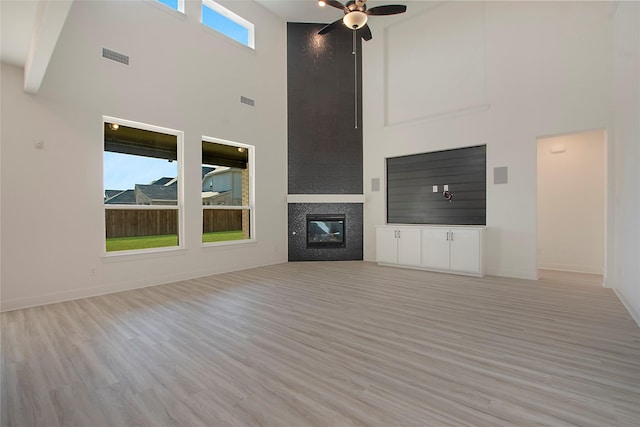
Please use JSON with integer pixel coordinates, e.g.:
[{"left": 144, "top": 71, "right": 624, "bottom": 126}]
[
  {"left": 432, "top": 185, "right": 438, "bottom": 192},
  {"left": 444, "top": 185, "right": 449, "bottom": 191}
]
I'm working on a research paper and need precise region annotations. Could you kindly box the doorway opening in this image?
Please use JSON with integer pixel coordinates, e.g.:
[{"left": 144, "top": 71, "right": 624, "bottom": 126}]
[{"left": 536, "top": 129, "right": 606, "bottom": 279}]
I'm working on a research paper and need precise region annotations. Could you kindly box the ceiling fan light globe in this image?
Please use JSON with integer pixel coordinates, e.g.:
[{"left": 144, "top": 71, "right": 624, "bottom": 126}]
[{"left": 343, "top": 11, "right": 368, "bottom": 29}]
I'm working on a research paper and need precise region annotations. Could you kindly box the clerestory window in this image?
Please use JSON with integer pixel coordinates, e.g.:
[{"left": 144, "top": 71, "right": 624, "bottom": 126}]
[{"left": 201, "top": 0, "right": 255, "bottom": 49}]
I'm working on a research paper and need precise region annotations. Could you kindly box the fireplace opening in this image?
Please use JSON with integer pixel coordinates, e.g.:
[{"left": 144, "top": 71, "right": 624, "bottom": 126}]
[{"left": 307, "top": 214, "right": 346, "bottom": 249}]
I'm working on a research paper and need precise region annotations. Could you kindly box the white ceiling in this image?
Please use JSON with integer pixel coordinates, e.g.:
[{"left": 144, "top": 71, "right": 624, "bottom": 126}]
[{"left": 0, "top": 0, "right": 41, "bottom": 67}]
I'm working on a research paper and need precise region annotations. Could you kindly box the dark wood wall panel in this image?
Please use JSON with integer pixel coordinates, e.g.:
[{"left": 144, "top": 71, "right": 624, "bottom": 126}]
[
  {"left": 287, "top": 23, "right": 363, "bottom": 195},
  {"left": 387, "top": 145, "right": 486, "bottom": 225}
]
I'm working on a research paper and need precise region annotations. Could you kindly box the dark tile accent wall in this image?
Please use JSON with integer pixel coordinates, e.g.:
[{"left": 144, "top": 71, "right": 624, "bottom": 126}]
[
  {"left": 386, "top": 145, "right": 487, "bottom": 225},
  {"left": 288, "top": 203, "right": 363, "bottom": 261},
  {"left": 287, "top": 23, "right": 363, "bottom": 195}
]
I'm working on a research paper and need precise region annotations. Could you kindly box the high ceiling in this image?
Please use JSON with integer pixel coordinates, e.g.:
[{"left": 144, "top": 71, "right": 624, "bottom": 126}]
[
  {"left": 0, "top": 0, "right": 427, "bottom": 68},
  {"left": 0, "top": 0, "right": 41, "bottom": 67}
]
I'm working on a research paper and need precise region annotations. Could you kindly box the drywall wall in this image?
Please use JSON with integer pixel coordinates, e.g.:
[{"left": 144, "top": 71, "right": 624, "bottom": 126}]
[
  {"left": 611, "top": 1, "right": 640, "bottom": 324},
  {"left": 0, "top": 0, "right": 288, "bottom": 310},
  {"left": 537, "top": 130, "right": 605, "bottom": 274},
  {"left": 362, "top": 1, "right": 613, "bottom": 279}
]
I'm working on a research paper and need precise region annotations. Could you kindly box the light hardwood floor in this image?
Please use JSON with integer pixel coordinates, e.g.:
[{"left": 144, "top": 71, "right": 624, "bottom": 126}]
[{"left": 2, "top": 262, "right": 639, "bottom": 426}]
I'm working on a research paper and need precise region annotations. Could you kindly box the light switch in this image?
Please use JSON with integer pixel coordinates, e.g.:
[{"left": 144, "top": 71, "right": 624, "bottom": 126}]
[{"left": 432, "top": 185, "right": 438, "bottom": 192}]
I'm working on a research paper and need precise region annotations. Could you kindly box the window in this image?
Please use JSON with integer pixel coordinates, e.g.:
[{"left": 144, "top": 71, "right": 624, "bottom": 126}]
[
  {"left": 201, "top": 0, "right": 255, "bottom": 49},
  {"left": 202, "top": 137, "right": 254, "bottom": 244},
  {"left": 156, "top": 0, "right": 185, "bottom": 13},
  {"left": 103, "top": 117, "right": 183, "bottom": 253}
]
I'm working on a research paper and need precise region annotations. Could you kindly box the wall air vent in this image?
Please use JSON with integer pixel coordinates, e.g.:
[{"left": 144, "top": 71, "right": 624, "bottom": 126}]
[
  {"left": 102, "top": 48, "right": 129, "bottom": 65},
  {"left": 240, "top": 96, "right": 255, "bottom": 107}
]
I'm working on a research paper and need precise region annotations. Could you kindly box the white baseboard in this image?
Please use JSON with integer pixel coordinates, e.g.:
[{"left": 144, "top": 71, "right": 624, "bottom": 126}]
[
  {"left": 613, "top": 288, "right": 640, "bottom": 328},
  {"left": 1, "top": 256, "right": 286, "bottom": 312},
  {"left": 537, "top": 262, "right": 603, "bottom": 275},
  {"left": 486, "top": 268, "right": 539, "bottom": 281}
]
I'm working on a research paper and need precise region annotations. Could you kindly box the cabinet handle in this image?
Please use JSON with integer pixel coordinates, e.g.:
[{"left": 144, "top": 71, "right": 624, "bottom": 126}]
[
  {"left": 450, "top": 232, "right": 454, "bottom": 241},
  {"left": 397, "top": 230, "right": 401, "bottom": 238},
  {"left": 446, "top": 231, "right": 449, "bottom": 241},
  {"left": 394, "top": 230, "right": 398, "bottom": 239}
]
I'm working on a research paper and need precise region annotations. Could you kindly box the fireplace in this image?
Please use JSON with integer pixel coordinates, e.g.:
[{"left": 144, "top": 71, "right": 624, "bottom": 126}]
[
  {"left": 306, "top": 214, "right": 346, "bottom": 249},
  {"left": 288, "top": 203, "right": 361, "bottom": 261}
]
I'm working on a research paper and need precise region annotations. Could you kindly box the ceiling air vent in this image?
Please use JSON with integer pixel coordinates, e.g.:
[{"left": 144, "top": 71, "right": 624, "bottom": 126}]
[{"left": 102, "top": 48, "right": 129, "bottom": 65}]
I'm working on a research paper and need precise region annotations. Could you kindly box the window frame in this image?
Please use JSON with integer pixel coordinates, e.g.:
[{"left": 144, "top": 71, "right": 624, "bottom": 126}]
[
  {"left": 200, "top": 0, "right": 255, "bottom": 49},
  {"left": 155, "top": 0, "right": 185, "bottom": 14},
  {"left": 201, "top": 135, "right": 255, "bottom": 247},
  {"left": 102, "top": 116, "right": 185, "bottom": 257}
]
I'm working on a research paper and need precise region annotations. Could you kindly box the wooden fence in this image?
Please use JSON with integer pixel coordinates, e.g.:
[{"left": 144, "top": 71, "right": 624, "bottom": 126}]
[
  {"left": 105, "top": 209, "right": 242, "bottom": 238},
  {"left": 203, "top": 209, "right": 243, "bottom": 233}
]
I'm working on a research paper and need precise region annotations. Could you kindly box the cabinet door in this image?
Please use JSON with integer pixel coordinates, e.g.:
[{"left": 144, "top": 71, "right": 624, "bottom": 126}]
[
  {"left": 376, "top": 227, "right": 399, "bottom": 264},
  {"left": 449, "top": 229, "right": 481, "bottom": 273},
  {"left": 421, "top": 228, "right": 450, "bottom": 270},
  {"left": 396, "top": 228, "right": 422, "bottom": 266}
]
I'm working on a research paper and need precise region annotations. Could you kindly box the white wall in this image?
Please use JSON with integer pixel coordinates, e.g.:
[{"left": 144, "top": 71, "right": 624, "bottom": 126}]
[
  {"left": 0, "top": 0, "right": 288, "bottom": 311},
  {"left": 537, "top": 130, "right": 605, "bottom": 274},
  {"left": 611, "top": 1, "right": 640, "bottom": 324},
  {"left": 362, "top": 1, "right": 613, "bottom": 279}
]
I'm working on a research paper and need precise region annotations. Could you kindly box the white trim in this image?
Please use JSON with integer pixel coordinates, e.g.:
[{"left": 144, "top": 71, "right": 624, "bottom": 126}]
[
  {"left": 0, "top": 256, "right": 285, "bottom": 313},
  {"left": 201, "top": 0, "right": 255, "bottom": 49},
  {"left": 201, "top": 135, "right": 255, "bottom": 243},
  {"left": 536, "top": 263, "right": 604, "bottom": 275},
  {"left": 105, "top": 205, "right": 178, "bottom": 210},
  {"left": 202, "top": 238, "right": 256, "bottom": 248},
  {"left": 384, "top": 103, "right": 491, "bottom": 129},
  {"left": 613, "top": 288, "right": 640, "bottom": 328},
  {"left": 102, "top": 247, "right": 187, "bottom": 261},
  {"left": 287, "top": 194, "right": 366, "bottom": 204},
  {"left": 202, "top": 205, "right": 251, "bottom": 210},
  {"left": 102, "top": 116, "right": 184, "bottom": 256}
]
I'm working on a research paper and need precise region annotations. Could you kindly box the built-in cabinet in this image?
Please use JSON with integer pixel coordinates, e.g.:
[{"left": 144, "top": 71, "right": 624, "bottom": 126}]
[
  {"left": 376, "top": 225, "right": 485, "bottom": 276},
  {"left": 376, "top": 226, "right": 422, "bottom": 266}
]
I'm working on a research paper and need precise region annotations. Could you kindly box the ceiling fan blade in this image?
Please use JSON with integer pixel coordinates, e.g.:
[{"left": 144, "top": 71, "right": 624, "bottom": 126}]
[
  {"left": 318, "top": 18, "right": 343, "bottom": 35},
  {"left": 366, "top": 5, "right": 407, "bottom": 16},
  {"left": 360, "top": 24, "right": 373, "bottom": 41},
  {"left": 323, "top": 0, "right": 348, "bottom": 12}
]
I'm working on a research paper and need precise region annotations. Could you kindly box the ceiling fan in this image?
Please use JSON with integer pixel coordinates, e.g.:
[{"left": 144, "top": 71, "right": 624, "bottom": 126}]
[{"left": 318, "top": 0, "right": 407, "bottom": 41}]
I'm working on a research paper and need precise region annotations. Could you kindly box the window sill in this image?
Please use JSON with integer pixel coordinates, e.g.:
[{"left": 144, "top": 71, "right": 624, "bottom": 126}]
[
  {"left": 202, "top": 239, "right": 256, "bottom": 249},
  {"left": 101, "top": 246, "right": 187, "bottom": 263}
]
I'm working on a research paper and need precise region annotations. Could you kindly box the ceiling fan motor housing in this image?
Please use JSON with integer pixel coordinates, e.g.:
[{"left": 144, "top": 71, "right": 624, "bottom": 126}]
[{"left": 318, "top": 0, "right": 407, "bottom": 40}]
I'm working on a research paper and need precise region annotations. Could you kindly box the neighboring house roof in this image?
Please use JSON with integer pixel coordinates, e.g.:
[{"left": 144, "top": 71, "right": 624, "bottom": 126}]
[
  {"left": 203, "top": 166, "right": 231, "bottom": 180},
  {"left": 104, "top": 189, "right": 136, "bottom": 204},
  {"left": 135, "top": 184, "right": 177, "bottom": 202},
  {"left": 202, "top": 166, "right": 215, "bottom": 179},
  {"left": 202, "top": 191, "right": 221, "bottom": 199},
  {"left": 150, "top": 177, "right": 174, "bottom": 186},
  {"left": 105, "top": 189, "right": 123, "bottom": 199}
]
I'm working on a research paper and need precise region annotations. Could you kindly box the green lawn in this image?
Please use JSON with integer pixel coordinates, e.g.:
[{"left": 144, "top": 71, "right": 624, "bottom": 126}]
[
  {"left": 106, "top": 231, "right": 245, "bottom": 252},
  {"left": 202, "top": 230, "right": 245, "bottom": 243}
]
